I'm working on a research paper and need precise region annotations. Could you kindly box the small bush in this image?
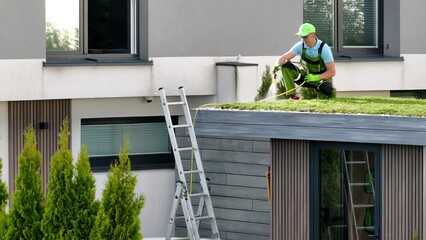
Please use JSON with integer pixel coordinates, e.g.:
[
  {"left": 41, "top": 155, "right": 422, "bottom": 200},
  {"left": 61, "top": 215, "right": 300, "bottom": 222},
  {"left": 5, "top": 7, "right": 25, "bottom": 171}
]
[
  {"left": 301, "top": 85, "right": 336, "bottom": 100},
  {"left": 276, "top": 77, "right": 290, "bottom": 100},
  {"left": 255, "top": 65, "right": 273, "bottom": 101},
  {"left": 73, "top": 145, "right": 99, "bottom": 240},
  {"left": 41, "top": 118, "right": 77, "bottom": 239},
  {"left": 90, "top": 137, "right": 145, "bottom": 240},
  {"left": 6, "top": 126, "right": 44, "bottom": 239},
  {"left": 0, "top": 158, "right": 9, "bottom": 239}
]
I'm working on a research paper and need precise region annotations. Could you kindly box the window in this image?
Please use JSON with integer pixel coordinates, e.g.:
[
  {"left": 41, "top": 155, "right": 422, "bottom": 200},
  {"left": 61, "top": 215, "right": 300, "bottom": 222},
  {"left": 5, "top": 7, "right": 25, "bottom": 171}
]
[
  {"left": 304, "top": 0, "right": 382, "bottom": 56},
  {"left": 46, "top": 0, "right": 140, "bottom": 58},
  {"left": 311, "top": 142, "right": 380, "bottom": 240},
  {"left": 390, "top": 90, "right": 426, "bottom": 99},
  {"left": 81, "top": 117, "right": 176, "bottom": 172}
]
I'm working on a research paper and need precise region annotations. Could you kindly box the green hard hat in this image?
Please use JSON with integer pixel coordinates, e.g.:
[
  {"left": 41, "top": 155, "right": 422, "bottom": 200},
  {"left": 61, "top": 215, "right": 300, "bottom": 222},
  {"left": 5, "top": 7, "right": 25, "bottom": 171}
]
[{"left": 295, "top": 23, "right": 316, "bottom": 37}]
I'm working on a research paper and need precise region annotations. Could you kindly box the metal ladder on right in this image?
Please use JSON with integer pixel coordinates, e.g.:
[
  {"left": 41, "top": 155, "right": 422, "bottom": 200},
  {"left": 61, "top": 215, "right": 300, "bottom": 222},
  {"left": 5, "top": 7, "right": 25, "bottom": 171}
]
[
  {"left": 343, "top": 151, "right": 375, "bottom": 240},
  {"left": 159, "top": 86, "right": 220, "bottom": 240}
]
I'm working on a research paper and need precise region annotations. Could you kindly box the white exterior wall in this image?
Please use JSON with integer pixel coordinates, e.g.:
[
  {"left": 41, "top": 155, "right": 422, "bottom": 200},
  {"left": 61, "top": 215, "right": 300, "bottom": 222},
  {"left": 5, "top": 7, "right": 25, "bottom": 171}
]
[
  {"left": 0, "top": 58, "right": 218, "bottom": 101},
  {"left": 1, "top": 53, "right": 426, "bottom": 237},
  {"left": 1, "top": 55, "right": 425, "bottom": 102}
]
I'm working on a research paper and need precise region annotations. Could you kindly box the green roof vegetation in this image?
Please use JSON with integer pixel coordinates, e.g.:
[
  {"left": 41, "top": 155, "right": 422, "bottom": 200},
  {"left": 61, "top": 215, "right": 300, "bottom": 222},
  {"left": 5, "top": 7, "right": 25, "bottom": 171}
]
[{"left": 217, "top": 97, "right": 426, "bottom": 117}]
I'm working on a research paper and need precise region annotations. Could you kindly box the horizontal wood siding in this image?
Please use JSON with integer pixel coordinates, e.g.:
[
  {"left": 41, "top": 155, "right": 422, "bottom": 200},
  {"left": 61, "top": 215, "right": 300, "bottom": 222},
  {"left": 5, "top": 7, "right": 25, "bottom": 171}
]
[
  {"left": 8, "top": 100, "right": 71, "bottom": 195},
  {"left": 176, "top": 132, "right": 271, "bottom": 240},
  {"left": 382, "top": 144, "right": 424, "bottom": 239},
  {"left": 271, "top": 139, "right": 310, "bottom": 240}
]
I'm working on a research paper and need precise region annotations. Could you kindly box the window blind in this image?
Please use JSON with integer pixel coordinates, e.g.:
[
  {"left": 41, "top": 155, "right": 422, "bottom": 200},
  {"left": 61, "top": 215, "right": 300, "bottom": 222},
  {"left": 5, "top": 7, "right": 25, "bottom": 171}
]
[
  {"left": 304, "top": 0, "right": 335, "bottom": 48},
  {"left": 81, "top": 122, "right": 171, "bottom": 157},
  {"left": 343, "top": 0, "right": 377, "bottom": 47}
]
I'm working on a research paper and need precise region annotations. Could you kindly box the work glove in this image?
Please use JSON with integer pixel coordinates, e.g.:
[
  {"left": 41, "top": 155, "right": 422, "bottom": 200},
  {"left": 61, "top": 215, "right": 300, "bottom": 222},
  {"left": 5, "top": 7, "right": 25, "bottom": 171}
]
[
  {"left": 272, "top": 64, "right": 281, "bottom": 83},
  {"left": 305, "top": 74, "right": 321, "bottom": 84},
  {"left": 272, "top": 64, "right": 281, "bottom": 75}
]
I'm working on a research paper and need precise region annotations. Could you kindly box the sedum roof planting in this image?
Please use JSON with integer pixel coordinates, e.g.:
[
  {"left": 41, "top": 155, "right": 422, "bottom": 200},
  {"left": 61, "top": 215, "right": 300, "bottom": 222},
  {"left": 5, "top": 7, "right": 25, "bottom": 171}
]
[{"left": 217, "top": 97, "right": 426, "bottom": 117}]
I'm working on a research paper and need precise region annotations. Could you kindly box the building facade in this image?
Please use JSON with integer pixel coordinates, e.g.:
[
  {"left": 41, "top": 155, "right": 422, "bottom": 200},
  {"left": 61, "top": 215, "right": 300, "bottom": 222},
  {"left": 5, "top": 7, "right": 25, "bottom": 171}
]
[{"left": 0, "top": 0, "right": 425, "bottom": 238}]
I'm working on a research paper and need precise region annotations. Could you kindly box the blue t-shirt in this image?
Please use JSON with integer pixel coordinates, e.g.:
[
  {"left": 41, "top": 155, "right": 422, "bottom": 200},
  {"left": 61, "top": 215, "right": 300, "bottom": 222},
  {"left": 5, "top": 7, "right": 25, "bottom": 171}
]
[{"left": 291, "top": 38, "right": 334, "bottom": 63}]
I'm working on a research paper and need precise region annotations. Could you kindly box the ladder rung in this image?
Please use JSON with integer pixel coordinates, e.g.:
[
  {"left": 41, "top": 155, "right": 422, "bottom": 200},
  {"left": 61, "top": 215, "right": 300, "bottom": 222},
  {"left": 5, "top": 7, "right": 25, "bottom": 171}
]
[
  {"left": 195, "top": 215, "right": 213, "bottom": 221},
  {"left": 357, "top": 226, "right": 375, "bottom": 230},
  {"left": 178, "top": 147, "right": 194, "bottom": 151},
  {"left": 183, "top": 170, "right": 202, "bottom": 174},
  {"left": 170, "top": 238, "right": 218, "bottom": 240},
  {"left": 353, "top": 204, "right": 374, "bottom": 208},
  {"left": 329, "top": 224, "right": 347, "bottom": 228},
  {"left": 346, "top": 161, "right": 367, "bottom": 164},
  {"left": 167, "top": 101, "right": 185, "bottom": 106},
  {"left": 172, "top": 124, "right": 191, "bottom": 129},
  {"left": 350, "top": 183, "right": 369, "bottom": 186},
  {"left": 190, "top": 192, "right": 208, "bottom": 198}
]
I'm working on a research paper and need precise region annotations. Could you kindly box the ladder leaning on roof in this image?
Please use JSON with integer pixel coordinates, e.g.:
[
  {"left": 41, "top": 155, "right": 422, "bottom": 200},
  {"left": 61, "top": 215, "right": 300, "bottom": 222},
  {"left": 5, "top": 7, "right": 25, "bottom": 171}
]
[
  {"left": 342, "top": 150, "right": 376, "bottom": 240},
  {"left": 159, "top": 86, "right": 220, "bottom": 240}
]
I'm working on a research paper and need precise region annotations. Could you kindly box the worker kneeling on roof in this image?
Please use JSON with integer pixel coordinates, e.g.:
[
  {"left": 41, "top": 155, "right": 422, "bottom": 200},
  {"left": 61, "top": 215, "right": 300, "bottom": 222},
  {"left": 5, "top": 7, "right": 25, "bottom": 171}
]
[{"left": 274, "top": 23, "right": 336, "bottom": 99}]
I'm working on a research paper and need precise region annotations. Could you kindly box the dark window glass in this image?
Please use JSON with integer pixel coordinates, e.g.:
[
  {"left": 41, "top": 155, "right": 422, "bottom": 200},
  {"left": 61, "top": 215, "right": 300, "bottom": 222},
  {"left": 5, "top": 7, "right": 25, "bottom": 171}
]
[
  {"left": 390, "top": 90, "right": 426, "bottom": 99},
  {"left": 312, "top": 143, "right": 380, "bottom": 240},
  {"left": 88, "top": 0, "right": 130, "bottom": 53},
  {"left": 319, "top": 150, "right": 376, "bottom": 239}
]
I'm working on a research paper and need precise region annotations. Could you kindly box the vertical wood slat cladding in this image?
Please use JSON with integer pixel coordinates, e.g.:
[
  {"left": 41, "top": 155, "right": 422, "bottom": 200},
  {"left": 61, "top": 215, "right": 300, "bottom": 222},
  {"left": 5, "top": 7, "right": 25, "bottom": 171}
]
[
  {"left": 382, "top": 145, "right": 424, "bottom": 239},
  {"left": 271, "top": 139, "right": 309, "bottom": 240},
  {"left": 8, "top": 100, "right": 71, "bottom": 194}
]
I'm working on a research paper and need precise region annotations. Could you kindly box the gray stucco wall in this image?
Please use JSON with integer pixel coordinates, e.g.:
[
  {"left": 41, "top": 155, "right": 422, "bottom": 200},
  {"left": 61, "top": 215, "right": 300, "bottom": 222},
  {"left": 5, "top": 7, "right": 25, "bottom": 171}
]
[
  {"left": 148, "top": 0, "right": 301, "bottom": 57},
  {"left": 0, "top": 0, "right": 45, "bottom": 59},
  {"left": 176, "top": 134, "right": 271, "bottom": 240},
  {"left": 400, "top": 0, "right": 426, "bottom": 54},
  {"left": 1, "top": 0, "right": 412, "bottom": 59},
  {"left": 383, "top": 0, "right": 401, "bottom": 57}
]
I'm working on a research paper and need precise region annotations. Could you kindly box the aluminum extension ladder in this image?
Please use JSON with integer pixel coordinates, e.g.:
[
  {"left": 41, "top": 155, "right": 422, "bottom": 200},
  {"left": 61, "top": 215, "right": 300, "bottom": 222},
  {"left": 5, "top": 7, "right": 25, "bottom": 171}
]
[
  {"left": 342, "top": 151, "right": 376, "bottom": 240},
  {"left": 159, "top": 86, "right": 220, "bottom": 240}
]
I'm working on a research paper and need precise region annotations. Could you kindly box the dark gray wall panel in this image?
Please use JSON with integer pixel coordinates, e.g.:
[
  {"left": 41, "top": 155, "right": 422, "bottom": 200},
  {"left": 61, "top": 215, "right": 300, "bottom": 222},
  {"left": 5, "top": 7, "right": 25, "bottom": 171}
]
[
  {"left": 148, "top": 0, "right": 301, "bottom": 57},
  {"left": 176, "top": 135, "right": 271, "bottom": 239},
  {"left": 271, "top": 139, "right": 310, "bottom": 240},
  {"left": 193, "top": 110, "right": 426, "bottom": 146},
  {"left": 383, "top": 0, "right": 400, "bottom": 57},
  {"left": 382, "top": 145, "right": 424, "bottom": 239},
  {"left": 0, "top": 0, "right": 45, "bottom": 59}
]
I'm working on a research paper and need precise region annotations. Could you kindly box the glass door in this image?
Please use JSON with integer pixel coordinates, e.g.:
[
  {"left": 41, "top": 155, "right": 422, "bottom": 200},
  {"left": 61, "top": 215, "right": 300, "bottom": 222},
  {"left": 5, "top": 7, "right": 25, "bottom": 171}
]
[{"left": 311, "top": 143, "right": 380, "bottom": 240}]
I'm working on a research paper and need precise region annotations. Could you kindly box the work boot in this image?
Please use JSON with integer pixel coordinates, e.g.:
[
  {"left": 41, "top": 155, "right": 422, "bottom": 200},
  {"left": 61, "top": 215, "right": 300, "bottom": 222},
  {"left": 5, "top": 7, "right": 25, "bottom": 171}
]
[{"left": 290, "top": 94, "right": 300, "bottom": 100}]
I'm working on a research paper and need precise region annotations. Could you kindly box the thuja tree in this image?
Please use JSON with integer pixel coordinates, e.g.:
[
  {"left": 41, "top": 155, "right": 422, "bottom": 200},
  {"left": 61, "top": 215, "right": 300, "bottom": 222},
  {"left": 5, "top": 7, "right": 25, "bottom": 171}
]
[
  {"left": 0, "top": 158, "right": 9, "bottom": 239},
  {"left": 41, "top": 119, "right": 77, "bottom": 239},
  {"left": 73, "top": 145, "right": 99, "bottom": 239},
  {"left": 255, "top": 65, "right": 273, "bottom": 101},
  {"left": 6, "top": 126, "right": 45, "bottom": 239},
  {"left": 90, "top": 138, "right": 145, "bottom": 240}
]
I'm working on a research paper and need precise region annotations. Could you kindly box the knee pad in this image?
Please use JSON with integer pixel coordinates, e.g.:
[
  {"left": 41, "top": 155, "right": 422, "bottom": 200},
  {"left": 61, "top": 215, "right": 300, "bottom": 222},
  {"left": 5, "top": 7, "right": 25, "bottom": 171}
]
[
  {"left": 294, "top": 75, "right": 305, "bottom": 85},
  {"left": 317, "top": 81, "right": 334, "bottom": 96},
  {"left": 282, "top": 61, "right": 299, "bottom": 72}
]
